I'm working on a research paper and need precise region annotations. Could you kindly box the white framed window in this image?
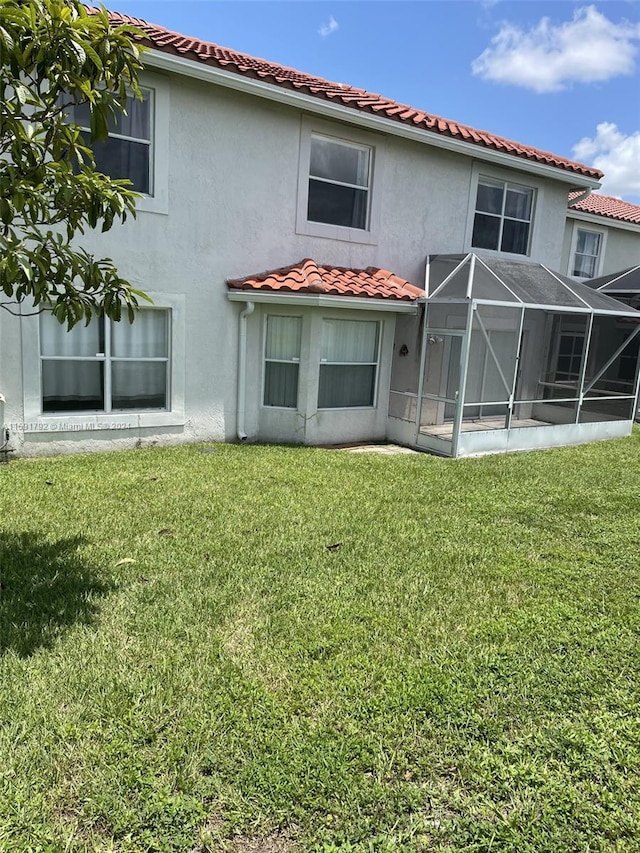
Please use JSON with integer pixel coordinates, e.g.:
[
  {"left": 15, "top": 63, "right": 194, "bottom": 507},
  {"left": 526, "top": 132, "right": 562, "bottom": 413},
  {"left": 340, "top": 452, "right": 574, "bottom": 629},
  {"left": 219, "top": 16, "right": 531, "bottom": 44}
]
[
  {"left": 318, "top": 318, "right": 380, "bottom": 408},
  {"left": 40, "top": 309, "right": 170, "bottom": 413},
  {"left": 472, "top": 177, "right": 535, "bottom": 256},
  {"left": 308, "top": 134, "right": 371, "bottom": 230},
  {"left": 569, "top": 226, "right": 605, "bottom": 279},
  {"left": 263, "top": 315, "right": 301, "bottom": 408},
  {"left": 553, "top": 331, "right": 585, "bottom": 383},
  {"left": 69, "top": 88, "right": 153, "bottom": 195},
  {"left": 296, "top": 118, "right": 384, "bottom": 245}
]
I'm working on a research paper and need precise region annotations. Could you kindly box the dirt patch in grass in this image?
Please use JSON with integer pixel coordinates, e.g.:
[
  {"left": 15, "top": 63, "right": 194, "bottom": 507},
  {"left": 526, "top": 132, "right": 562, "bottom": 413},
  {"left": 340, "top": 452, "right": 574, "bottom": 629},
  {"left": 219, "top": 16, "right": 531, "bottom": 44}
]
[
  {"left": 193, "top": 820, "right": 295, "bottom": 853},
  {"left": 221, "top": 598, "right": 290, "bottom": 691},
  {"left": 225, "top": 833, "right": 295, "bottom": 852}
]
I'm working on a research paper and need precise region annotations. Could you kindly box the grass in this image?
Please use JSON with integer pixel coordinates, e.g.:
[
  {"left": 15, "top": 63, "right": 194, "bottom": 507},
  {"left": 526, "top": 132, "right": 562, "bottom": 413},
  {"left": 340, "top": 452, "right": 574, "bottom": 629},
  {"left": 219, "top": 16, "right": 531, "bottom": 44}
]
[{"left": 1, "top": 435, "right": 640, "bottom": 852}]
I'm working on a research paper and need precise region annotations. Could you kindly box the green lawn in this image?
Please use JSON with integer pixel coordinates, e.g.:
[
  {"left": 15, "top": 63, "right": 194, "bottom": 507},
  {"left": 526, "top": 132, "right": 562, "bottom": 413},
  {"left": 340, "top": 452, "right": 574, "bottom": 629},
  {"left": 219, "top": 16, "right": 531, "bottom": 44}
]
[{"left": 1, "top": 435, "right": 640, "bottom": 852}]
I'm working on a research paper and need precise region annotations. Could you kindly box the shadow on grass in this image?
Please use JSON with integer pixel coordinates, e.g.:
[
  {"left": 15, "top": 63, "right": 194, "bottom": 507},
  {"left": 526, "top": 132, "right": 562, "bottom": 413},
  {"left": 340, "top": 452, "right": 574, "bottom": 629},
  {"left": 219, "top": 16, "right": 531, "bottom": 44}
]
[{"left": 0, "top": 532, "right": 113, "bottom": 657}]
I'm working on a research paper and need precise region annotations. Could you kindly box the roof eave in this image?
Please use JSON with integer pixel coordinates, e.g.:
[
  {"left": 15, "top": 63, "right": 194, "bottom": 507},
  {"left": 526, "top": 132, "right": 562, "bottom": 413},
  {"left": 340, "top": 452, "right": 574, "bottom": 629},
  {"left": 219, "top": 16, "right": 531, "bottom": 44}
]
[
  {"left": 567, "top": 209, "right": 640, "bottom": 233},
  {"left": 145, "top": 49, "right": 602, "bottom": 189},
  {"left": 227, "top": 289, "right": 419, "bottom": 313}
]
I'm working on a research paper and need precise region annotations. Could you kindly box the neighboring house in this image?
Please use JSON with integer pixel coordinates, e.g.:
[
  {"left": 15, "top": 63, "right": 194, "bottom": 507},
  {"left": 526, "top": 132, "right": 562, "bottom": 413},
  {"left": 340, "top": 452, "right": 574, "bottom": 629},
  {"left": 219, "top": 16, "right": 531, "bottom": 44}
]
[
  {"left": 0, "top": 9, "right": 638, "bottom": 457},
  {"left": 563, "top": 193, "right": 640, "bottom": 281}
]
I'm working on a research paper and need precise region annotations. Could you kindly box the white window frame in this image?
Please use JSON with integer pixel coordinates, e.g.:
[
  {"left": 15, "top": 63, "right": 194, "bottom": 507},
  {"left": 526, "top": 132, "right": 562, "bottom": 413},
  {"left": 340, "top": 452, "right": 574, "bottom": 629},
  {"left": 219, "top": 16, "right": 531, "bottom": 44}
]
[
  {"left": 471, "top": 176, "right": 535, "bottom": 256},
  {"left": 552, "top": 330, "right": 585, "bottom": 385},
  {"left": 262, "top": 314, "right": 302, "bottom": 409},
  {"left": 40, "top": 308, "right": 171, "bottom": 415},
  {"left": 75, "top": 87, "right": 154, "bottom": 195},
  {"left": 66, "top": 72, "right": 169, "bottom": 215},
  {"left": 465, "top": 166, "right": 543, "bottom": 259},
  {"left": 317, "top": 318, "right": 381, "bottom": 410},
  {"left": 296, "top": 117, "right": 384, "bottom": 245},
  {"left": 568, "top": 223, "right": 607, "bottom": 281},
  {"left": 21, "top": 292, "right": 185, "bottom": 431}
]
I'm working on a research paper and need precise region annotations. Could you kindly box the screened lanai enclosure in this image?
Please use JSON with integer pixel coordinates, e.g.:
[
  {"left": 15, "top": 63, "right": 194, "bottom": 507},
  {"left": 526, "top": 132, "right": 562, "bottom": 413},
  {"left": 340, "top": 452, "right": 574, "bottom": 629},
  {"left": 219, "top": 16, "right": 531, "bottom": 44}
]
[{"left": 388, "top": 254, "right": 640, "bottom": 457}]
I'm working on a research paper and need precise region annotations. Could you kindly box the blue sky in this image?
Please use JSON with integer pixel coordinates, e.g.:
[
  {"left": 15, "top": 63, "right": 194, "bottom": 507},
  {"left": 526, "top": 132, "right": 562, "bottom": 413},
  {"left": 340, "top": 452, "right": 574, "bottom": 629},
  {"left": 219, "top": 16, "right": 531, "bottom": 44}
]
[{"left": 114, "top": 0, "right": 640, "bottom": 202}]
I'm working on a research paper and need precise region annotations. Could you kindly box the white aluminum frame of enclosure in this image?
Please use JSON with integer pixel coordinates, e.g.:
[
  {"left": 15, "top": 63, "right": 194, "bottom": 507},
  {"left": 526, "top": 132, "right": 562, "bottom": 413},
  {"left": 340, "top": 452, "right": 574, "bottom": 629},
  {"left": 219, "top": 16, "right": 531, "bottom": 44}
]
[{"left": 388, "top": 253, "right": 640, "bottom": 457}]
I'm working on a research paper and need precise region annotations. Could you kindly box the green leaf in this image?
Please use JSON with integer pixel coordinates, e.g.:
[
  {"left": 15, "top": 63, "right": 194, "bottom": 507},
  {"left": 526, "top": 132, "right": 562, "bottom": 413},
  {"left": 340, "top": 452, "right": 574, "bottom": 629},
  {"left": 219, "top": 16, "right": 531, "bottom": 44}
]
[
  {"left": 14, "top": 82, "right": 29, "bottom": 103},
  {"left": 0, "top": 0, "right": 147, "bottom": 329}
]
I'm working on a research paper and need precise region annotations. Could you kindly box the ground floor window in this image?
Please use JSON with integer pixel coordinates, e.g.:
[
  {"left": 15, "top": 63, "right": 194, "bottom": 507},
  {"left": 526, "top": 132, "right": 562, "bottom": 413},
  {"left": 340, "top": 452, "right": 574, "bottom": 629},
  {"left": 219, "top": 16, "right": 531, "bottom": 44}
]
[
  {"left": 40, "top": 309, "right": 170, "bottom": 413},
  {"left": 554, "top": 331, "right": 585, "bottom": 383},
  {"left": 318, "top": 318, "right": 379, "bottom": 408},
  {"left": 263, "top": 315, "right": 301, "bottom": 408}
]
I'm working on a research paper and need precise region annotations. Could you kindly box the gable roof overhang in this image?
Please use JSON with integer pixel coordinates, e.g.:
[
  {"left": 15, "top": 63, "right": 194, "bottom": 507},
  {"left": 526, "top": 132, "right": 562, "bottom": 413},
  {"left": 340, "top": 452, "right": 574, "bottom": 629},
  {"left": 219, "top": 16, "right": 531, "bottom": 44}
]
[
  {"left": 103, "top": 9, "right": 602, "bottom": 191},
  {"left": 566, "top": 208, "right": 640, "bottom": 234},
  {"left": 227, "top": 259, "right": 423, "bottom": 313}
]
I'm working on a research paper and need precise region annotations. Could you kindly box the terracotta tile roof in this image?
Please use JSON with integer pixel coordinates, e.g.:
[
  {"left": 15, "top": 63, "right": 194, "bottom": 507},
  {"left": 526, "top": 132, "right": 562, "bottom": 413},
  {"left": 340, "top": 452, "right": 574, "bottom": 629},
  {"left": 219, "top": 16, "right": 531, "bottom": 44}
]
[
  {"left": 227, "top": 259, "right": 424, "bottom": 301},
  {"left": 102, "top": 7, "right": 602, "bottom": 181},
  {"left": 569, "top": 192, "right": 640, "bottom": 224}
]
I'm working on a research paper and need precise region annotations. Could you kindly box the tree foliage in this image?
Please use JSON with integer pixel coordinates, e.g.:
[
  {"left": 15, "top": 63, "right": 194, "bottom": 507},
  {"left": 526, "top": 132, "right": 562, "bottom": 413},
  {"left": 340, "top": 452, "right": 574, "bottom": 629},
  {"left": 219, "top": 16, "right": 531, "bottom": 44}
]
[{"left": 0, "top": 0, "right": 149, "bottom": 328}]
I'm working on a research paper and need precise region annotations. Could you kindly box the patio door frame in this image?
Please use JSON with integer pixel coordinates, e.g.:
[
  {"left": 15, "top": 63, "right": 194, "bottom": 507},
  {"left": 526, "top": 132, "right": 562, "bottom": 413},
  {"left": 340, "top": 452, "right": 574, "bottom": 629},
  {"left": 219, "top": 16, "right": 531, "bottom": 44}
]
[{"left": 414, "top": 299, "right": 474, "bottom": 456}]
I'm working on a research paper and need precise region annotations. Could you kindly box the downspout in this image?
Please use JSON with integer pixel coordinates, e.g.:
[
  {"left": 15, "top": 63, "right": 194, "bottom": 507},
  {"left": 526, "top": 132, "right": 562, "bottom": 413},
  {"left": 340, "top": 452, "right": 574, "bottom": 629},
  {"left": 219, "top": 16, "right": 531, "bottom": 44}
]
[
  {"left": 568, "top": 188, "right": 592, "bottom": 207},
  {"left": 237, "top": 300, "right": 255, "bottom": 442}
]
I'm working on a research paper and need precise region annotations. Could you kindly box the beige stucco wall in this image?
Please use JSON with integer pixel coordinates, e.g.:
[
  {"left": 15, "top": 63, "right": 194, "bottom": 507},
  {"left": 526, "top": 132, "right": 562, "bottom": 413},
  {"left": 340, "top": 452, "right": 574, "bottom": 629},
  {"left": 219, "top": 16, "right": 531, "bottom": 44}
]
[{"left": 0, "top": 64, "right": 584, "bottom": 456}]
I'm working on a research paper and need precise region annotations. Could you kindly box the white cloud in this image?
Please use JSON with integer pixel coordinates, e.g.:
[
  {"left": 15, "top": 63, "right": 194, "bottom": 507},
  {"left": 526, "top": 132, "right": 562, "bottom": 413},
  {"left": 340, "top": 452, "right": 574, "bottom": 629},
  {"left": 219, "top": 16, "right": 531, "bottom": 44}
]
[
  {"left": 318, "top": 16, "right": 339, "bottom": 39},
  {"left": 573, "top": 122, "right": 640, "bottom": 197},
  {"left": 472, "top": 5, "right": 640, "bottom": 93}
]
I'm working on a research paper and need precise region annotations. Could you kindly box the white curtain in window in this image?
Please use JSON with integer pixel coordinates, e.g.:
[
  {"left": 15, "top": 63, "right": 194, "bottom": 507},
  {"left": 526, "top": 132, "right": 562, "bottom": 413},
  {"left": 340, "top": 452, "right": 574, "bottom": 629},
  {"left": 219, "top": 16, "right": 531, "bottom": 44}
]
[
  {"left": 117, "top": 94, "right": 150, "bottom": 140},
  {"left": 348, "top": 147, "right": 370, "bottom": 229},
  {"left": 505, "top": 187, "right": 532, "bottom": 220},
  {"left": 41, "top": 360, "right": 102, "bottom": 406},
  {"left": 353, "top": 147, "right": 369, "bottom": 187},
  {"left": 264, "top": 316, "right": 301, "bottom": 408},
  {"left": 321, "top": 319, "right": 378, "bottom": 362},
  {"left": 576, "top": 230, "right": 601, "bottom": 256},
  {"left": 40, "top": 311, "right": 169, "bottom": 410},
  {"left": 111, "top": 311, "right": 169, "bottom": 407},
  {"left": 319, "top": 319, "right": 378, "bottom": 408},
  {"left": 112, "top": 362, "right": 166, "bottom": 409},
  {"left": 40, "top": 315, "right": 102, "bottom": 403},
  {"left": 265, "top": 316, "right": 301, "bottom": 360},
  {"left": 112, "top": 311, "right": 168, "bottom": 358},
  {"left": 73, "top": 92, "right": 150, "bottom": 140},
  {"left": 40, "top": 314, "right": 101, "bottom": 357}
]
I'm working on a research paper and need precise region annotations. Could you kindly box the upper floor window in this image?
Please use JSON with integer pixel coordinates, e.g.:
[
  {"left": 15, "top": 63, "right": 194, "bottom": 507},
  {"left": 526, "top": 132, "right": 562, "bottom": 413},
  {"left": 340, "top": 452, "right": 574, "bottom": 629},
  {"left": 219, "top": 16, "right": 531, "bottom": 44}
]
[
  {"left": 308, "top": 134, "right": 371, "bottom": 230},
  {"left": 40, "top": 309, "right": 170, "bottom": 413},
  {"left": 263, "top": 315, "right": 301, "bottom": 408},
  {"left": 69, "top": 89, "right": 153, "bottom": 194},
  {"left": 296, "top": 119, "right": 382, "bottom": 245},
  {"left": 571, "top": 228, "right": 603, "bottom": 279},
  {"left": 472, "top": 178, "right": 534, "bottom": 256}
]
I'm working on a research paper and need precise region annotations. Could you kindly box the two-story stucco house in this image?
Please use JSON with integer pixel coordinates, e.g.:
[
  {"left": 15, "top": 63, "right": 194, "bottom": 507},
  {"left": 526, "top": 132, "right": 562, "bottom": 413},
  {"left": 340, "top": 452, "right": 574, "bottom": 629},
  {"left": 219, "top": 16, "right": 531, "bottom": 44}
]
[{"left": 1, "top": 9, "right": 638, "bottom": 458}]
